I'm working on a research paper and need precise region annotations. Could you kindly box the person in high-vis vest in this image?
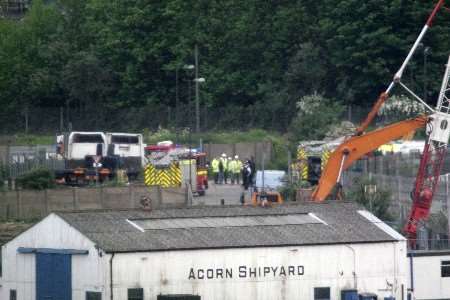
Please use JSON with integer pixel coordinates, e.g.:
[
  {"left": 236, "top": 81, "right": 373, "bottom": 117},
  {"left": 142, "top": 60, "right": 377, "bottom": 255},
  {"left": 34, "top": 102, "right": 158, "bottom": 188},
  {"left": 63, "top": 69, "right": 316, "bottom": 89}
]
[
  {"left": 225, "top": 156, "right": 232, "bottom": 184},
  {"left": 232, "top": 155, "right": 242, "bottom": 184},
  {"left": 211, "top": 157, "right": 220, "bottom": 184},
  {"left": 228, "top": 157, "right": 236, "bottom": 184}
]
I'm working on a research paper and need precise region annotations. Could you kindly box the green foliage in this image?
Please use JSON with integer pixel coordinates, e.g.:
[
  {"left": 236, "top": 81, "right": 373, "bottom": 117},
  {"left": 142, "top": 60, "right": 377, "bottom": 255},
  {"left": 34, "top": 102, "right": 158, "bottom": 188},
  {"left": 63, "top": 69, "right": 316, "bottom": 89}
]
[
  {"left": 144, "top": 128, "right": 283, "bottom": 145},
  {"left": 1, "top": 0, "right": 449, "bottom": 133},
  {"left": 278, "top": 180, "right": 311, "bottom": 202},
  {"left": 13, "top": 134, "right": 54, "bottom": 146},
  {"left": 346, "top": 176, "right": 393, "bottom": 221},
  {"left": 289, "top": 94, "right": 345, "bottom": 142},
  {"left": 16, "top": 167, "right": 55, "bottom": 190}
]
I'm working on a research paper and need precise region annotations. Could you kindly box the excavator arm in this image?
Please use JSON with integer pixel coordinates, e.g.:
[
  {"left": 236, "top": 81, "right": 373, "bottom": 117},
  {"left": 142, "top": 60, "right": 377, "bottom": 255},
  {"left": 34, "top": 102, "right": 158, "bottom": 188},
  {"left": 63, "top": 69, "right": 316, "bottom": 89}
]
[{"left": 312, "top": 116, "right": 428, "bottom": 202}]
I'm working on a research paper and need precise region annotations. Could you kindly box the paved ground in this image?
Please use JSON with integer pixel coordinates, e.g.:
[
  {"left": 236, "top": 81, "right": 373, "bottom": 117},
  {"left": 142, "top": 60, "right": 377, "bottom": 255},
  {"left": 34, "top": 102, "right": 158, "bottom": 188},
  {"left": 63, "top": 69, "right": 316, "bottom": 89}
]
[{"left": 192, "top": 181, "right": 254, "bottom": 206}]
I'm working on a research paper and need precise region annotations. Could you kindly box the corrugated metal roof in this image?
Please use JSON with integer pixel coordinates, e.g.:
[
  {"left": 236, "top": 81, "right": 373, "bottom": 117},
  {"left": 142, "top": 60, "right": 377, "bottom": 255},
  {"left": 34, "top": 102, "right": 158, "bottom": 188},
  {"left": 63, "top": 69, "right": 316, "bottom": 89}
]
[
  {"left": 131, "top": 213, "right": 321, "bottom": 230},
  {"left": 56, "top": 202, "right": 403, "bottom": 253}
]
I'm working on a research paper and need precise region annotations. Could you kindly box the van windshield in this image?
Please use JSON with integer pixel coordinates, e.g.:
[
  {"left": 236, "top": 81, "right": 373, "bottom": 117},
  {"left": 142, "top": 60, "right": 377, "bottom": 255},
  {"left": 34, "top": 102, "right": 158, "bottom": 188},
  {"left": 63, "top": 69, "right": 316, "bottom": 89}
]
[{"left": 72, "top": 134, "right": 104, "bottom": 143}]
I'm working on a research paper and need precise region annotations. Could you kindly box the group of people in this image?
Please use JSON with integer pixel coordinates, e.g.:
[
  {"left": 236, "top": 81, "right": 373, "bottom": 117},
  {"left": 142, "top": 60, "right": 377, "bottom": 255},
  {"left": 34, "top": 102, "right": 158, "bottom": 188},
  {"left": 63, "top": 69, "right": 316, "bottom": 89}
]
[{"left": 211, "top": 154, "right": 256, "bottom": 189}]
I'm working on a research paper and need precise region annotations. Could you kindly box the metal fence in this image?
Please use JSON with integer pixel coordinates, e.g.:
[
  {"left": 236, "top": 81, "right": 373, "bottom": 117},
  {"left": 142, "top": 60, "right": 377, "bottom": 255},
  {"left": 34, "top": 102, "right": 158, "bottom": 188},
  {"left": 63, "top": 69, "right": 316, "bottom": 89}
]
[
  {"left": 0, "top": 145, "right": 64, "bottom": 179},
  {"left": 5, "top": 156, "right": 65, "bottom": 179},
  {"left": 0, "top": 104, "right": 371, "bottom": 135},
  {"left": 343, "top": 150, "right": 450, "bottom": 249}
]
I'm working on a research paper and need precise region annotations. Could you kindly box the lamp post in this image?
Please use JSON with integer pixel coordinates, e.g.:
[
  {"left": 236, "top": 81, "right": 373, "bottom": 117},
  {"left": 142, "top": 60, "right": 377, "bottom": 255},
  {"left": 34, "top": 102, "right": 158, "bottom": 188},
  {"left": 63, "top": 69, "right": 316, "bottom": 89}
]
[
  {"left": 193, "top": 45, "right": 208, "bottom": 133},
  {"left": 175, "top": 64, "right": 194, "bottom": 131},
  {"left": 193, "top": 76, "right": 205, "bottom": 133}
]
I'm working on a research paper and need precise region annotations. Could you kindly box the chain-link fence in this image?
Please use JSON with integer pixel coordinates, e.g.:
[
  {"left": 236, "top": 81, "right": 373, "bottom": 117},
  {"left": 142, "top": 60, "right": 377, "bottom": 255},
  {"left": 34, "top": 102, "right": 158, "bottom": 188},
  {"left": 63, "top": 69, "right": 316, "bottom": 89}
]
[
  {"left": 343, "top": 150, "right": 450, "bottom": 250},
  {"left": 0, "top": 104, "right": 372, "bottom": 135}
]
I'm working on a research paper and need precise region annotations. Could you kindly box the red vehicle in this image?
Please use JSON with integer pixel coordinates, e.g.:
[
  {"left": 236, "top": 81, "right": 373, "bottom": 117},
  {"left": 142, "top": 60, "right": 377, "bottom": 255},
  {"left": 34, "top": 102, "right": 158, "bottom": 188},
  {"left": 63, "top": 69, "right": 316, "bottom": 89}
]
[
  {"left": 144, "top": 143, "right": 208, "bottom": 195},
  {"left": 192, "top": 152, "right": 209, "bottom": 195}
]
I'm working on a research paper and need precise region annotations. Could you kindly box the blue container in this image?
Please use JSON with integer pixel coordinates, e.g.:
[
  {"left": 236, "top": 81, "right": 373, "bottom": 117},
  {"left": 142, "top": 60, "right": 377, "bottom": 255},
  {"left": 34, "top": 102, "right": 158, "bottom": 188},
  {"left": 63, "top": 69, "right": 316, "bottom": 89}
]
[
  {"left": 341, "top": 289, "right": 358, "bottom": 300},
  {"left": 359, "top": 293, "right": 378, "bottom": 300},
  {"left": 384, "top": 297, "right": 395, "bottom": 300}
]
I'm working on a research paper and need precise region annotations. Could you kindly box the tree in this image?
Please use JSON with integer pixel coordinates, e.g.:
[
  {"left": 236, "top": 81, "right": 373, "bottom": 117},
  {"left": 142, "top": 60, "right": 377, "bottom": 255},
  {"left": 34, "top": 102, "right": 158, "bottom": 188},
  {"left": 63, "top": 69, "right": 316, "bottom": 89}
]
[
  {"left": 346, "top": 175, "right": 393, "bottom": 221},
  {"left": 289, "top": 94, "right": 344, "bottom": 142}
]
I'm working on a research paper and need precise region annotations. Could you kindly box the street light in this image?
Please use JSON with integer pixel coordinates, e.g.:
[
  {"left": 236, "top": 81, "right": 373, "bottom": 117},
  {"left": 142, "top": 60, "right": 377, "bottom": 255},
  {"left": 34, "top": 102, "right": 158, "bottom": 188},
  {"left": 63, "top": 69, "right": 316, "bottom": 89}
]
[{"left": 175, "top": 64, "right": 196, "bottom": 139}]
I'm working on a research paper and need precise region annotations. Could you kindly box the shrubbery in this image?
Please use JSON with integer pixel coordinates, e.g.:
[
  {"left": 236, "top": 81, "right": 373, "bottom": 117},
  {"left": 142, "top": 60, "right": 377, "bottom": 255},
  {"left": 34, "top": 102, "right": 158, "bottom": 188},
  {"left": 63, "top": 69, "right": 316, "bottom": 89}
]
[
  {"left": 16, "top": 167, "right": 55, "bottom": 190},
  {"left": 345, "top": 176, "right": 393, "bottom": 221}
]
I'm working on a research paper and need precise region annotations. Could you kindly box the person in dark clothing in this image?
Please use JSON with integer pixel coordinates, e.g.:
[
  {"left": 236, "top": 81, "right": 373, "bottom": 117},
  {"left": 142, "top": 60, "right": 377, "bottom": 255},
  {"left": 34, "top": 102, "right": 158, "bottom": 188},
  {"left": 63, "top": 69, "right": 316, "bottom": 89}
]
[
  {"left": 249, "top": 157, "right": 256, "bottom": 187},
  {"left": 242, "top": 160, "right": 252, "bottom": 190},
  {"left": 218, "top": 159, "right": 224, "bottom": 184}
]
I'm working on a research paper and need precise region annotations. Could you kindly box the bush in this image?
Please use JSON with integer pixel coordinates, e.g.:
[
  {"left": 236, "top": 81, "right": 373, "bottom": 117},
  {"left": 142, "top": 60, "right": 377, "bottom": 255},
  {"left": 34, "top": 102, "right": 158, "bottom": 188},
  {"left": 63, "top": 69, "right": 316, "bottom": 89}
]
[
  {"left": 16, "top": 167, "right": 55, "bottom": 190},
  {"left": 345, "top": 176, "right": 393, "bottom": 221},
  {"left": 288, "top": 94, "right": 344, "bottom": 142}
]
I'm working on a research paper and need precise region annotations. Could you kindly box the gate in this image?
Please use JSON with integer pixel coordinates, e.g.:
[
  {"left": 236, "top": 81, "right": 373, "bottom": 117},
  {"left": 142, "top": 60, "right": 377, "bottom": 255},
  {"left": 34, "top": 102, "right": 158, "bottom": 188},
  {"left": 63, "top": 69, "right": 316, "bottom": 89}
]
[{"left": 36, "top": 253, "right": 72, "bottom": 300}]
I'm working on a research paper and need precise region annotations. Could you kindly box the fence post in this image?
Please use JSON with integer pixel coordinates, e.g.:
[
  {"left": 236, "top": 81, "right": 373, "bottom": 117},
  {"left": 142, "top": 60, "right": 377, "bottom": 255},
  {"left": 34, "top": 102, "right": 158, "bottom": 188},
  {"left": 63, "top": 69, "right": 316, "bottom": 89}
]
[
  {"left": 72, "top": 187, "right": 78, "bottom": 210},
  {"left": 446, "top": 174, "right": 450, "bottom": 239},
  {"left": 44, "top": 189, "right": 49, "bottom": 215},
  {"left": 397, "top": 176, "right": 403, "bottom": 222},
  {"left": 379, "top": 156, "right": 384, "bottom": 175},
  {"left": 16, "top": 190, "right": 21, "bottom": 219}
]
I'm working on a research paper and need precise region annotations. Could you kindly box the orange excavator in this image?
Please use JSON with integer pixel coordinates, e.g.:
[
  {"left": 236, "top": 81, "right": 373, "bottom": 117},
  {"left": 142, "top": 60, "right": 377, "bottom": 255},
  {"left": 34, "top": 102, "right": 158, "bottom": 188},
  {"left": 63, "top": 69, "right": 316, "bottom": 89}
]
[{"left": 311, "top": 0, "right": 450, "bottom": 244}]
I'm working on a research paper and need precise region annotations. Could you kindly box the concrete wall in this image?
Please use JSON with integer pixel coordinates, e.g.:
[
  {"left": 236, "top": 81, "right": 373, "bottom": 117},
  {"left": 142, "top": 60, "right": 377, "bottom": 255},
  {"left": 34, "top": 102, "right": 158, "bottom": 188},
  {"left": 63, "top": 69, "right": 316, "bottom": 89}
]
[
  {"left": 0, "top": 185, "right": 185, "bottom": 220},
  {"left": 409, "top": 252, "right": 450, "bottom": 300},
  {"left": 0, "top": 214, "right": 108, "bottom": 300},
  {"left": 111, "top": 242, "right": 408, "bottom": 300},
  {"left": 204, "top": 142, "right": 272, "bottom": 166}
]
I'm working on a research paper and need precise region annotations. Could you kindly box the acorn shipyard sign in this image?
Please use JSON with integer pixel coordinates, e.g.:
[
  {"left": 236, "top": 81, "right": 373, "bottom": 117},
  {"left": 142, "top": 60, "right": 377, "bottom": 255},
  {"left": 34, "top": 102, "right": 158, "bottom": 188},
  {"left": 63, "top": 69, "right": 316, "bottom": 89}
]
[{"left": 188, "top": 265, "right": 305, "bottom": 280}]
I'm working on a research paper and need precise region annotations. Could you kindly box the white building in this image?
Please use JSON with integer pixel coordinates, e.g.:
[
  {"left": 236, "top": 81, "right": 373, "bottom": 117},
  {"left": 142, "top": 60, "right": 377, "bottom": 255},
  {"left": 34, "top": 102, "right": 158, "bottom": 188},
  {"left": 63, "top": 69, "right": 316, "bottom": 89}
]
[
  {"left": 408, "top": 250, "right": 450, "bottom": 300},
  {"left": 0, "top": 202, "right": 408, "bottom": 300}
]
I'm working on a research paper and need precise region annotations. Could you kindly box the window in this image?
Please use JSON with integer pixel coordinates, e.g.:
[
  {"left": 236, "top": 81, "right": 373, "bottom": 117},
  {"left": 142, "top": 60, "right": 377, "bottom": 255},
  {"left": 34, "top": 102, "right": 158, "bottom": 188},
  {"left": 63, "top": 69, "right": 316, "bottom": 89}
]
[
  {"left": 10, "top": 290, "right": 17, "bottom": 300},
  {"left": 73, "top": 134, "right": 104, "bottom": 143},
  {"left": 86, "top": 291, "right": 102, "bottom": 300},
  {"left": 314, "top": 287, "right": 330, "bottom": 300},
  {"left": 111, "top": 135, "right": 139, "bottom": 144},
  {"left": 442, "top": 260, "right": 450, "bottom": 277},
  {"left": 128, "top": 288, "right": 144, "bottom": 300}
]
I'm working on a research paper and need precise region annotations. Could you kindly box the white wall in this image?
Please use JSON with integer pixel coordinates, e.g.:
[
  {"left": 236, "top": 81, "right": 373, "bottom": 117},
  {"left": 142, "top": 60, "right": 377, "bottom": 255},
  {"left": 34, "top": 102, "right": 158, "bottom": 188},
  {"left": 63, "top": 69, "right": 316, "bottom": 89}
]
[
  {"left": 0, "top": 213, "right": 409, "bottom": 300},
  {"left": 0, "top": 214, "right": 109, "bottom": 300},
  {"left": 112, "top": 242, "right": 408, "bottom": 300},
  {"left": 410, "top": 253, "right": 450, "bottom": 300}
]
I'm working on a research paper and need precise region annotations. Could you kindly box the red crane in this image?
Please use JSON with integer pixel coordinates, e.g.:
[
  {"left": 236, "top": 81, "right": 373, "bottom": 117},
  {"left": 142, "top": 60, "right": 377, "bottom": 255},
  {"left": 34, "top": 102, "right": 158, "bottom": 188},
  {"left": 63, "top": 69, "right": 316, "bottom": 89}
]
[{"left": 404, "top": 56, "right": 450, "bottom": 244}]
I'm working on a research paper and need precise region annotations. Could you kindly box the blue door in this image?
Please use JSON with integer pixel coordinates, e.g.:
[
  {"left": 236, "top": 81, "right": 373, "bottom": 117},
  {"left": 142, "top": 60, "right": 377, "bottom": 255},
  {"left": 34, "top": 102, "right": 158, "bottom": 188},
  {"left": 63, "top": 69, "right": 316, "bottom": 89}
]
[{"left": 36, "top": 253, "right": 71, "bottom": 300}]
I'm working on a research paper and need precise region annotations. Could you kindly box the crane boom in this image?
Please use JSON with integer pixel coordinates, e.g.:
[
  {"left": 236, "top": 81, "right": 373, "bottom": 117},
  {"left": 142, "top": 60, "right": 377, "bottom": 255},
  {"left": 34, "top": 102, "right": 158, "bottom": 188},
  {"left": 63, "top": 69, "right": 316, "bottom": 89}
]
[{"left": 355, "top": 0, "right": 445, "bottom": 135}]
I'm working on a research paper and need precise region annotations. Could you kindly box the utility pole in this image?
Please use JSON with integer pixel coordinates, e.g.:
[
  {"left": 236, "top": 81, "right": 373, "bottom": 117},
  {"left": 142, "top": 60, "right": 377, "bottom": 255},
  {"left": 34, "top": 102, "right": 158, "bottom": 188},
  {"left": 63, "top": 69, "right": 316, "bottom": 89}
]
[
  {"left": 175, "top": 67, "right": 179, "bottom": 130},
  {"left": 195, "top": 44, "right": 200, "bottom": 133}
]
